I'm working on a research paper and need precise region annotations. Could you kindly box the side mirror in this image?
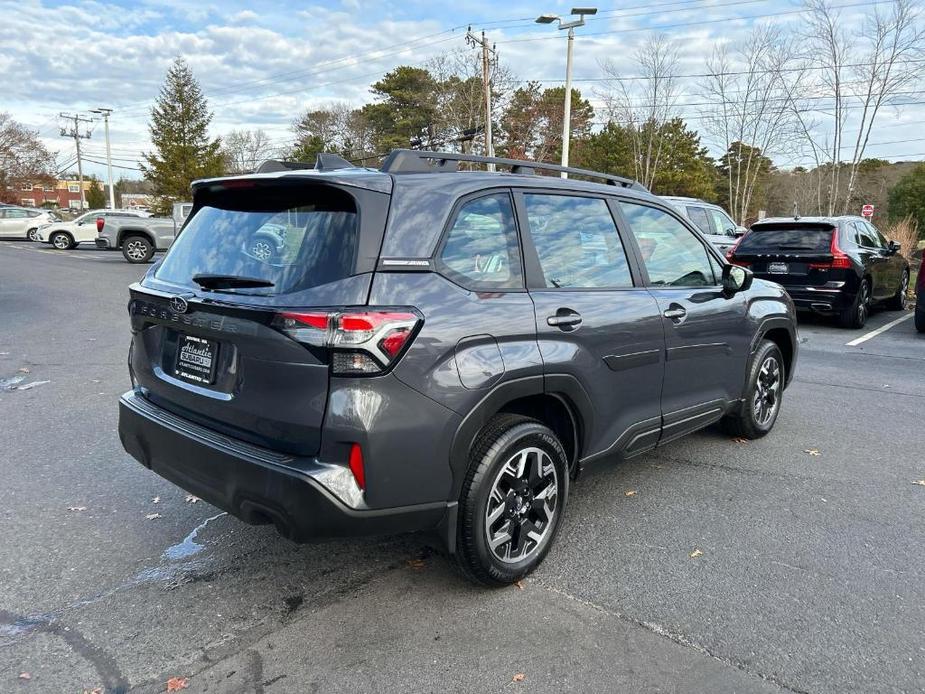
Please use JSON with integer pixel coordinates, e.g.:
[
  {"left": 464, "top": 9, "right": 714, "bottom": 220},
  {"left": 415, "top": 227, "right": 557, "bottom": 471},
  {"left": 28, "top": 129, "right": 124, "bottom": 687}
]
[
  {"left": 888, "top": 240, "right": 901, "bottom": 254},
  {"left": 734, "top": 226, "right": 747, "bottom": 237},
  {"left": 722, "top": 263, "right": 753, "bottom": 296}
]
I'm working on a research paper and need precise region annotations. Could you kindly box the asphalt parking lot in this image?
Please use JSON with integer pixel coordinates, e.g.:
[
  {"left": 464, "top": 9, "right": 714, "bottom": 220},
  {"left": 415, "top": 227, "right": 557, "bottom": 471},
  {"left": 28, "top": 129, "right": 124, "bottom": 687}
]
[{"left": 1, "top": 242, "right": 923, "bottom": 694}]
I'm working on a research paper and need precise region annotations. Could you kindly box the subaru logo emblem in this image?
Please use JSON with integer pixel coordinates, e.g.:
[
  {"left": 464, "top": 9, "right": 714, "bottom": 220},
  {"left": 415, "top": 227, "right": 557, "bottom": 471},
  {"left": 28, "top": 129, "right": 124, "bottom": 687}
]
[{"left": 170, "top": 296, "right": 189, "bottom": 314}]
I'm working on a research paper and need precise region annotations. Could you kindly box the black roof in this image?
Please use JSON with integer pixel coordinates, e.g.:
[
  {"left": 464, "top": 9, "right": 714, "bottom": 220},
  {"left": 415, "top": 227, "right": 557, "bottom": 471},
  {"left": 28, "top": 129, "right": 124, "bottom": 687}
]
[{"left": 753, "top": 215, "right": 869, "bottom": 227}]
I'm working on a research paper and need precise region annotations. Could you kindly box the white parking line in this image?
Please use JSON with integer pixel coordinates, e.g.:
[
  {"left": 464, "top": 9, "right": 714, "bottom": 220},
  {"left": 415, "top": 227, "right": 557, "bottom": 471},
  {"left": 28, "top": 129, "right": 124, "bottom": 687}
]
[{"left": 846, "top": 313, "right": 914, "bottom": 346}]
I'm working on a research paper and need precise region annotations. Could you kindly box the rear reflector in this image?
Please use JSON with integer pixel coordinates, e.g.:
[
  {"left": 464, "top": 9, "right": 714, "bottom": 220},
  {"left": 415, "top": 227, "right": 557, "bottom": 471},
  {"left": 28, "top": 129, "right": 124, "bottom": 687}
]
[
  {"left": 348, "top": 443, "right": 366, "bottom": 490},
  {"left": 274, "top": 309, "right": 420, "bottom": 375}
]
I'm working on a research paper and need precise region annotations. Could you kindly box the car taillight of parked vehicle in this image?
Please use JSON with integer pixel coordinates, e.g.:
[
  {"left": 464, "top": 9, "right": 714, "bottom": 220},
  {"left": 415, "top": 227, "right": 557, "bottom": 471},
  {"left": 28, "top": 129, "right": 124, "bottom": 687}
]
[
  {"left": 273, "top": 309, "right": 421, "bottom": 375},
  {"left": 96, "top": 217, "right": 105, "bottom": 233},
  {"left": 808, "top": 230, "right": 852, "bottom": 270},
  {"left": 725, "top": 235, "right": 750, "bottom": 267}
]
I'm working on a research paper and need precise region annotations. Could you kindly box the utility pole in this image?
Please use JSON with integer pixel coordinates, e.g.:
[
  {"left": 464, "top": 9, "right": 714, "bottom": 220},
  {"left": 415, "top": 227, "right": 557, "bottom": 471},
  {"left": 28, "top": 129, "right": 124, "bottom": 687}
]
[
  {"left": 59, "top": 112, "right": 93, "bottom": 210},
  {"left": 466, "top": 27, "right": 497, "bottom": 170},
  {"left": 90, "top": 108, "right": 114, "bottom": 208}
]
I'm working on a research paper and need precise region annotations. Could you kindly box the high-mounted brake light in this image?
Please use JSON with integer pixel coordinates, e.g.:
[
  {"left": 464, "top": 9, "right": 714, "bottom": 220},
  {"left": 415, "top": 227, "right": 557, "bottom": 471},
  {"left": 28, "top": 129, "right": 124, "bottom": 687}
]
[
  {"left": 274, "top": 309, "right": 420, "bottom": 375},
  {"left": 809, "top": 230, "right": 851, "bottom": 270}
]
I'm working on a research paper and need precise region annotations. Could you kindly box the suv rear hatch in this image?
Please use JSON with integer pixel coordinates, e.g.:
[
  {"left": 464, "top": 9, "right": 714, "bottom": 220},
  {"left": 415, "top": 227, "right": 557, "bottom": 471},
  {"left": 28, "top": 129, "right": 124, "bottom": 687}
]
[
  {"left": 729, "top": 222, "right": 848, "bottom": 286},
  {"left": 128, "top": 176, "right": 391, "bottom": 456}
]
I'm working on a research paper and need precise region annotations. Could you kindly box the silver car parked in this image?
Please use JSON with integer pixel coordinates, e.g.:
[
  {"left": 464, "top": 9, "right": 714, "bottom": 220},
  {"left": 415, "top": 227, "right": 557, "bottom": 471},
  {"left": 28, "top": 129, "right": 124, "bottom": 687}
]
[{"left": 661, "top": 196, "right": 746, "bottom": 255}]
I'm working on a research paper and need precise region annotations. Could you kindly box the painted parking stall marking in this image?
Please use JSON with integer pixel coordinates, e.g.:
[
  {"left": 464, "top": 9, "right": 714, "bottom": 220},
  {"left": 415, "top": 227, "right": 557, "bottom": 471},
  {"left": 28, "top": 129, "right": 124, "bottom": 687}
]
[{"left": 846, "top": 312, "right": 914, "bottom": 346}]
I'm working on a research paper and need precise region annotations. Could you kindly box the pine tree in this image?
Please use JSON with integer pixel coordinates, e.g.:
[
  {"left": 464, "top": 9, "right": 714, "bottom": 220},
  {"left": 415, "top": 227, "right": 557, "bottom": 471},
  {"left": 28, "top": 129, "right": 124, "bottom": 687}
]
[
  {"left": 86, "top": 179, "right": 106, "bottom": 209},
  {"left": 141, "top": 58, "right": 224, "bottom": 215}
]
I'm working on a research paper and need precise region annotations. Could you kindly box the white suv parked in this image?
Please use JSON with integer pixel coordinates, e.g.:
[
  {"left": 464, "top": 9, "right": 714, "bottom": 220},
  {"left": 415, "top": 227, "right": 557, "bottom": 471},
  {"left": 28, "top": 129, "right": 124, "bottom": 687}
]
[
  {"left": 0, "top": 207, "right": 59, "bottom": 240},
  {"left": 660, "top": 196, "right": 746, "bottom": 255},
  {"left": 36, "top": 209, "right": 148, "bottom": 249}
]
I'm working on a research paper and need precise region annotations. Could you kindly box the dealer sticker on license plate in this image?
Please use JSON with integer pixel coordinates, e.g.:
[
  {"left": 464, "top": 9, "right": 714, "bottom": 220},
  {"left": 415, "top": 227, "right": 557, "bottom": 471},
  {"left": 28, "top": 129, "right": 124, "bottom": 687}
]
[
  {"left": 175, "top": 334, "right": 218, "bottom": 385},
  {"left": 768, "top": 262, "right": 789, "bottom": 274}
]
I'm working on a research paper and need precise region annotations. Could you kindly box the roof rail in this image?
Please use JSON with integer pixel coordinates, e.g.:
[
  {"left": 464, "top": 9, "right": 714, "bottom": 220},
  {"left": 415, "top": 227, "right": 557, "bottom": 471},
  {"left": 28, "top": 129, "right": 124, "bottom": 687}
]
[
  {"left": 379, "top": 149, "right": 646, "bottom": 190},
  {"left": 255, "top": 153, "right": 357, "bottom": 174}
]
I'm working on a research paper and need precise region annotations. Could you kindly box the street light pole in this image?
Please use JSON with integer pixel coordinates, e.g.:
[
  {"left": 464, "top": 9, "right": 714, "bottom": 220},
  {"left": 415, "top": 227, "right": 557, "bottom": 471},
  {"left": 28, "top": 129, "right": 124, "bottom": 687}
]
[
  {"left": 561, "top": 27, "right": 575, "bottom": 177},
  {"left": 536, "top": 8, "right": 597, "bottom": 178},
  {"left": 90, "top": 108, "right": 115, "bottom": 208}
]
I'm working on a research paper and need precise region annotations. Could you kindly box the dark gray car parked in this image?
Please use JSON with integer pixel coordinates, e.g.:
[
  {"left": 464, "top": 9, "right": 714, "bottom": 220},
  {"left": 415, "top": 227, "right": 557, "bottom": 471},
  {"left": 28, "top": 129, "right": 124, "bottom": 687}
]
[{"left": 118, "top": 151, "right": 798, "bottom": 586}]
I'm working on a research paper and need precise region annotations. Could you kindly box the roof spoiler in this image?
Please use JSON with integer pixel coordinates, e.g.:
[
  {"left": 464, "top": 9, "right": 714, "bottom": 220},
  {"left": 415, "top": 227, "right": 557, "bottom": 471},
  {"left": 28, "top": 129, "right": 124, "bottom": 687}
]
[
  {"left": 256, "top": 153, "right": 357, "bottom": 174},
  {"left": 379, "top": 149, "right": 647, "bottom": 190}
]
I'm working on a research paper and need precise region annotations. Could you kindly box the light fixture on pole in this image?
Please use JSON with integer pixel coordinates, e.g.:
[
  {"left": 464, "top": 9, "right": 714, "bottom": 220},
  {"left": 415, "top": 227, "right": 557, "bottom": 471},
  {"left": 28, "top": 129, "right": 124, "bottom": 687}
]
[
  {"left": 89, "top": 108, "right": 115, "bottom": 208},
  {"left": 536, "top": 7, "right": 597, "bottom": 177}
]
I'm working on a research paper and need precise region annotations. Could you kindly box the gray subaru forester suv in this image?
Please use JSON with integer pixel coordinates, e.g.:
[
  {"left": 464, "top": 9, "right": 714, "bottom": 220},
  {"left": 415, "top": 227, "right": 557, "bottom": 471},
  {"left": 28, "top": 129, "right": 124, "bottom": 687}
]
[{"left": 118, "top": 150, "right": 797, "bottom": 586}]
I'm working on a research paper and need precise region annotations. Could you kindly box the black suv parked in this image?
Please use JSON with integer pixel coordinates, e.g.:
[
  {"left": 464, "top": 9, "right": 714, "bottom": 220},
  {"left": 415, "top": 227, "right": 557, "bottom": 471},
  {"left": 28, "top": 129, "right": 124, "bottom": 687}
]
[
  {"left": 727, "top": 216, "right": 909, "bottom": 329},
  {"left": 118, "top": 151, "right": 798, "bottom": 585}
]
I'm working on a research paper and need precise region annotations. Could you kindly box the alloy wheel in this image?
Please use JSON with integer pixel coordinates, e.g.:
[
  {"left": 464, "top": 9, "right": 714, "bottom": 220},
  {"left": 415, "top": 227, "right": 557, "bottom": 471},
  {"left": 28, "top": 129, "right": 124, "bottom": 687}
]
[
  {"left": 858, "top": 283, "right": 870, "bottom": 324},
  {"left": 52, "top": 234, "right": 69, "bottom": 249},
  {"left": 484, "top": 446, "right": 559, "bottom": 564},
  {"left": 27, "top": 229, "right": 38, "bottom": 242},
  {"left": 752, "top": 355, "right": 781, "bottom": 426},
  {"left": 125, "top": 240, "right": 147, "bottom": 261}
]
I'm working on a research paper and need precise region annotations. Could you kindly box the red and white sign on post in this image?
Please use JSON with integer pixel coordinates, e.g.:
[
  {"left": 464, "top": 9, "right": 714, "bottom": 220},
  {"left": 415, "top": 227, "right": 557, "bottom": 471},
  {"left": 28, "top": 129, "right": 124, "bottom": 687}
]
[{"left": 861, "top": 204, "right": 875, "bottom": 218}]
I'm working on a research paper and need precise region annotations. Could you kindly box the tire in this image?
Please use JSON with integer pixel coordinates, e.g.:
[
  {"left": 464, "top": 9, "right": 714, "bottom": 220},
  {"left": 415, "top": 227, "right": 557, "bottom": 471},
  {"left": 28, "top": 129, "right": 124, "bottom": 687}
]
[
  {"left": 50, "top": 231, "right": 74, "bottom": 250},
  {"left": 122, "top": 235, "right": 154, "bottom": 263},
  {"left": 916, "top": 306, "right": 925, "bottom": 333},
  {"left": 722, "top": 340, "right": 785, "bottom": 440},
  {"left": 26, "top": 228, "right": 38, "bottom": 242},
  {"left": 839, "top": 278, "right": 870, "bottom": 329},
  {"left": 885, "top": 271, "right": 909, "bottom": 311},
  {"left": 455, "top": 414, "right": 569, "bottom": 586}
]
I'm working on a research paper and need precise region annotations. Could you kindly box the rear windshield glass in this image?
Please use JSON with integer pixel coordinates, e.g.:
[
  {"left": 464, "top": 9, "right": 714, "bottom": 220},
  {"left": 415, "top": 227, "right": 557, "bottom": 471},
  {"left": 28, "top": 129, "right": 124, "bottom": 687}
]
[
  {"left": 155, "top": 186, "right": 358, "bottom": 295},
  {"left": 737, "top": 226, "right": 833, "bottom": 253}
]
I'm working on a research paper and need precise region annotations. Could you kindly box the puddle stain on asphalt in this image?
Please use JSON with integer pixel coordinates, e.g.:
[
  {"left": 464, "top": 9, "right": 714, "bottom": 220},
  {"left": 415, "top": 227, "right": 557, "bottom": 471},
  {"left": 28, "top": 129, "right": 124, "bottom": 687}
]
[{"left": 0, "top": 513, "right": 228, "bottom": 688}]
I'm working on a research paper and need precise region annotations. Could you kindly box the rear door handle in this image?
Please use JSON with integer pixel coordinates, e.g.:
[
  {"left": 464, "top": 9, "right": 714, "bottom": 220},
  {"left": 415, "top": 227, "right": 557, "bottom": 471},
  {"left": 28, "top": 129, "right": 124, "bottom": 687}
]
[
  {"left": 663, "top": 306, "right": 687, "bottom": 323},
  {"left": 547, "top": 311, "right": 582, "bottom": 329}
]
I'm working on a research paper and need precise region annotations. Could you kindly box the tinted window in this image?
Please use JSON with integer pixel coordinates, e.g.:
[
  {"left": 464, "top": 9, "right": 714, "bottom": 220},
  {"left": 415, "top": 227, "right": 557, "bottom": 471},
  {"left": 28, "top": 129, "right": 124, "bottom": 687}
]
[
  {"left": 856, "top": 222, "right": 878, "bottom": 248},
  {"left": 685, "top": 206, "right": 712, "bottom": 235},
  {"left": 524, "top": 194, "right": 633, "bottom": 289},
  {"left": 736, "top": 226, "right": 834, "bottom": 253},
  {"left": 866, "top": 222, "right": 887, "bottom": 248},
  {"left": 439, "top": 193, "right": 522, "bottom": 289},
  {"left": 621, "top": 203, "right": 715, "bottom": 286},
  {"left": 155, "top": 186, "right": 358, "bottom": 295}
]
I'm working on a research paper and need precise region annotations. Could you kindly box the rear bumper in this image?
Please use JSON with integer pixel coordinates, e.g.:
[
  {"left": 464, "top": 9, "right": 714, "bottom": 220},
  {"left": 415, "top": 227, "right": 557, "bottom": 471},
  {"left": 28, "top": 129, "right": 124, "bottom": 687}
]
[
  {"left": 118, "top": 390, "right": 449, "bottom": 542},
  {"left": 783, "top": 287, "right": 853, "bottom": 313},
  {"left": 95, "top": 238, "right": 113, "bottom": 249}
]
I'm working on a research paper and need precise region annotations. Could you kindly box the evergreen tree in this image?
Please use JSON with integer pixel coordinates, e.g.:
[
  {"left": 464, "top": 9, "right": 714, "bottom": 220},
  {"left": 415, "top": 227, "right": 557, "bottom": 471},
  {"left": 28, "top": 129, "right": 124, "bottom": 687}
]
[
  {"left": 86, "top": 179, "right": 106, "bottom": 209},
  {"left": 141, "top": 58, "right": 224, "bottom": 215},
  {"left": 888, "top": 164, "right": 925, "bottom": 237}
]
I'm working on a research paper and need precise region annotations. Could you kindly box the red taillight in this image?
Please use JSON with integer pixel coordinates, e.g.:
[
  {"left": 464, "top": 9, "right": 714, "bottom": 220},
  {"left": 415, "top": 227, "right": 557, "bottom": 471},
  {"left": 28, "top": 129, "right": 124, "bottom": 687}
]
[
  {"left": 96, "top": 217, "right": 105, "bottom": 233},
  {"left": 810, "top": 230, "right": 851, "bottom": 269},
  {"left": 348, "top": 443, "right": 365, "bottom": 490},
  {"left": 274, "top": 309, "right": 420, "bottom": 374},
  {"left": 725, "top": 235, "right": 749, "bottom": 266}
]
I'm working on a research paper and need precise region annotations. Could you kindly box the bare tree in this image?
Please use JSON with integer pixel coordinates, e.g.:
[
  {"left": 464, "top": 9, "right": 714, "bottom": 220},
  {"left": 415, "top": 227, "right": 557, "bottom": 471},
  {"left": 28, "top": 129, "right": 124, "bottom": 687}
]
[
  {"left": 805, "top": 0, "right": 925, "bottom": 214},
  {"left": 221, "top": 129, "right": 280, "bottom": 173},
  {"left": 0, "top": 112, "right": 55, "bottom": 202},
  {"left": 701, "top": 26, "right": 802, "bottom": 223},
  {"left": 600, "top": 35, "right": 681, "bottom": 189},
  {"left": 292, "top": 102, "right": 375, "bottom": 162}
]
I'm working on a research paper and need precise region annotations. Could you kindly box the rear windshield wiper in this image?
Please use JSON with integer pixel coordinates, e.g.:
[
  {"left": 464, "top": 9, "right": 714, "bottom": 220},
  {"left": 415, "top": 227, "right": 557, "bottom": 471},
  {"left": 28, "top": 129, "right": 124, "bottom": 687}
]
[{"left": 192, "top": 274, "right": 275, "bottom": 290}]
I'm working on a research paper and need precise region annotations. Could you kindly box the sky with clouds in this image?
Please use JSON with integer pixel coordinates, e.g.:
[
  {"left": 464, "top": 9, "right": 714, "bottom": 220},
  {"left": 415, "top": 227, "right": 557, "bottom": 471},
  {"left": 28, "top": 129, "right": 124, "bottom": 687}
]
[{"left": 1, "top": 0, "right": 923, "bottom": 181}]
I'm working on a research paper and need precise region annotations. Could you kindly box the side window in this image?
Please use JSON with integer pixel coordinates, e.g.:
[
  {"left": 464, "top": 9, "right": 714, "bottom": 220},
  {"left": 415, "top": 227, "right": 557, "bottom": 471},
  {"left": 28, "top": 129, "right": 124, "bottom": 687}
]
[
  {"left": 685, "top": 206, "right": 712, "bottom": 235},
  {"left": 708, "top": 209, "right": 737, "bottom": 237},
  {"left": 867, "top": 222, "right": 888, "bottom": 249},
  {"left": 523, "top": 194, "right": 633, "bottom": 289},
  {"left": 438, "top": 193, "right": 522, "bottom": 289},
  {"left": 621, "top": 202, "right": 716, "bottom": 287},
  {"left": 841, "top": 223, "right": 860, "bottom": 246},
  {"left": 856, "top": 221, "right": 877, "bottom": 248}
]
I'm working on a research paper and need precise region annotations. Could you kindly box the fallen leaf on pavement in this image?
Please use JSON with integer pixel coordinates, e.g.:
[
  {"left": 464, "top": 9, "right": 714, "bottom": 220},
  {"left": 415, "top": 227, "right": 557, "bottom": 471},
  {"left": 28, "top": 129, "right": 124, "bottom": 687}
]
[
  {"left": 689, "top": 548, "right": 704, "bottom": 559},
  {"left": 166, "top": 677, "right": 189, "bottom": 692},
  {"left": 17, "top": 367, "right": 30, "bottom": 373},
  {"left": 512, "top": 673, "right": 526, "bottom": 683},
  {"left": 515, "top": 579, "right": 525, "bottom": 590},
  {"left": 18, "top": 672, "right": 31, "bottom": 680},
  {"left": 804, "top": 449, "right": 820, "bottom": 456},
  {"left": 913, "top": 480, "right": 925, "bottom": 486},
  {"left": 152, "top": 496, "right": 160, "bottom": 504},
  {"left": 731, "top": 437, "right": 748, "bottom": 444},
  {"left": 146, "top": 513, "right": 162, "bottom": 520},
  {"left": 185, "top": 494, "right": 200, "bottom": 504},
  {"left": 406, "top": 558, "right": 426, "bottom": 570},
  {"left": 624, "top": 489, "right": 637, "bottom": 497},
  {"left": 67, "top": 506, "right": 87, "bottom": 512}
]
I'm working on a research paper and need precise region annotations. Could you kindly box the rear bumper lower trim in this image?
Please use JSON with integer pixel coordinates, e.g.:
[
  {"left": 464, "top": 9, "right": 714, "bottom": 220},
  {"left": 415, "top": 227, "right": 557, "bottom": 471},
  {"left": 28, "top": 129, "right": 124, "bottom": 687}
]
[{"left": 118, "top": 390, "right": 448, "bottom": 542}]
